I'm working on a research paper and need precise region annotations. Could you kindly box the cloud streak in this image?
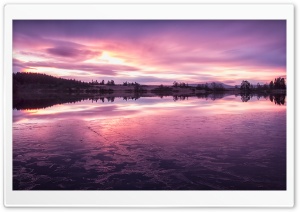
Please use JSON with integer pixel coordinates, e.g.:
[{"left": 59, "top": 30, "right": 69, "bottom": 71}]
[{"left": 14, "top": 59, "right": 139, "bottom": 76}]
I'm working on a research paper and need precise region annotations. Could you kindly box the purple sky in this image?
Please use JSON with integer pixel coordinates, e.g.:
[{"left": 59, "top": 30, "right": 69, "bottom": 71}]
[{"left": 13, "top": 20, "right": 286, "bottom": 85}]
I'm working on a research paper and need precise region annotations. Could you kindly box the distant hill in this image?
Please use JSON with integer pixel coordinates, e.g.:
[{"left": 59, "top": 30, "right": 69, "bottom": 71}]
[
  {"left": 13, "top": 72, "right": 90, "bottom": 87},
  {"left": 189, "top": 82, "right": 235, "bottom": 89}
]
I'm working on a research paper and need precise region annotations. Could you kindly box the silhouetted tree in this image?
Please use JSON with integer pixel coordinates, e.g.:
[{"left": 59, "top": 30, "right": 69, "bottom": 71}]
[
  {"left": 208, "top": 82, "right": 225, "bottom": 91},
  {"left": 257, "top": 83, "right": 261, "bottom": 90},
  {"left": 240, "top": 80, "right": 251, "bottom": 92},
  {"left": 106, "top": 80, "right": 115, "bottom": 85},
  {"left": 269, "top": 81, "right": 274, "bottom": 89},
  {"left": 273, "top": 77, "right": 286, "bottom": 89}
]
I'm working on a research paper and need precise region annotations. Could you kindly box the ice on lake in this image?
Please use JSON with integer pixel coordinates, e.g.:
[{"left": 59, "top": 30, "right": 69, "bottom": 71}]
[{"left": 13, "top": 94, "right": 286, "bottom": 190}]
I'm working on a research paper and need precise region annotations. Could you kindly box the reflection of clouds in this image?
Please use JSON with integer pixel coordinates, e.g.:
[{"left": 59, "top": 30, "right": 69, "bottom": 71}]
[
  {"left": 201, "top": 97, "right": 285, "bottom": 114},
  {"left": 13, "top": 96, "right": 286, "bottom": 124},
  {"left": 14, "top": 104, "right": 139, "bottom": 123},
  {"left": 118, "top": 101, "right": 196, "bottom": 111},
  {"left": 13, "top": 110, "right": 28, "bottom": 123}
]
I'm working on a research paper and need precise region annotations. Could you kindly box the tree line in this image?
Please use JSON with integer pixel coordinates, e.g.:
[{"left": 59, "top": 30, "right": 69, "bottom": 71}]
[
  {"left": 90, "top": 79, "right": 115, "bottom": 85},
  {"left": 13, "top": 72, "right": 90, "bottom": 87},
  {"left": 13, "top": 72, "right": 287, "bottom": 94},
  {"left": 195, "top": 82, "right": 225, "bottom": 91},
  {"left": 13, "top": 72, "right": 120, "bottom": 87},
  {"left": 240, "top": 77, "right": 286, "bottom": 92}
]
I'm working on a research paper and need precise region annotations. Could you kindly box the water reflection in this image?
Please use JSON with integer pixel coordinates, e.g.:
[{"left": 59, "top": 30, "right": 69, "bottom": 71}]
[
  {"left": 13, "top": 94, "right": 286, "bottom": 190},
  {"left": 239, "top": 93, "right": 286, "bottom": 105},
  {"left": 269, "top": 94, "right": 286, "bottom": 105},
  {"left": 13, "top": 93, "right": 286, "bottom": 110},
  {"left": 240, "top": 93, "right": 251, "bottom": 102}
]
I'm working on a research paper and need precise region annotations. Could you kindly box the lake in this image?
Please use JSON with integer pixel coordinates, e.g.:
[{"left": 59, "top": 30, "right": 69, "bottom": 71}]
[{"left": 13, "top": 93, "right": 286, "bottom": 190}]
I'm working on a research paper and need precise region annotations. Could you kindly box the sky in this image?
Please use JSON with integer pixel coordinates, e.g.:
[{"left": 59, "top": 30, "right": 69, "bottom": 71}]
[{"left": 13, "top": 20, "right": 286, "bottom": 85}]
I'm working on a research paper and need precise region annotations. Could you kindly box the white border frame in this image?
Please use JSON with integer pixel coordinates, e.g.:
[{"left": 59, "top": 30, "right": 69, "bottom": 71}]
[{"left": 3, "top": 4, "right": 294, "bottom": 207}]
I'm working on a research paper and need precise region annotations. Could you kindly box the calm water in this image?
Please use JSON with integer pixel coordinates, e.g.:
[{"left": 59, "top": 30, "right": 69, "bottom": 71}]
[{"left": 13, "top": 94, "right": 286, "bottom": 190}]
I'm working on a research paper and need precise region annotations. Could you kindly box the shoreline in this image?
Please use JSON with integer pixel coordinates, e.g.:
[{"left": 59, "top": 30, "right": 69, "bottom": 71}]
[
  {"left": 14, "top": 84, "right": 286, "bottom": 97},
  {"left": 13, "top": 90, "right": 286, "bottom": 110}
]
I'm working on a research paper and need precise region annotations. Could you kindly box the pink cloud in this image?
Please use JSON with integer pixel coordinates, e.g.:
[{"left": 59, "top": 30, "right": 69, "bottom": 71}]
[
  {"left": 46, "top": 46, "right": 101, "bottom": 62},
  {"left": 14, "top": 59, "right": 139, "bottom": 75},
  {"left": 13, "top": 20, "right": 286, "bottom": 85}
]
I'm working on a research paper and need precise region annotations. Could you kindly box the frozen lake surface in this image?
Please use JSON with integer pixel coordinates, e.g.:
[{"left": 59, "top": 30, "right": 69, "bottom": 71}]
[{"left": 13, "top": 94, "right": 286, "bottom": 190}]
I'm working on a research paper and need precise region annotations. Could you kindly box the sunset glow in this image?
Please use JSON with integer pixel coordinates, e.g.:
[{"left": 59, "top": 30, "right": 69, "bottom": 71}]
[{"left": 13, "top": 20, "right": 286, "bottom": 85}]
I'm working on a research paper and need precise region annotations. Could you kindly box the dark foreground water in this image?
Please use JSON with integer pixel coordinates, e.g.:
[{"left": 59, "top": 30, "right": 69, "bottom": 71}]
[{"left": 13, "top": 94, "right": 286, "bottom": 190}]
